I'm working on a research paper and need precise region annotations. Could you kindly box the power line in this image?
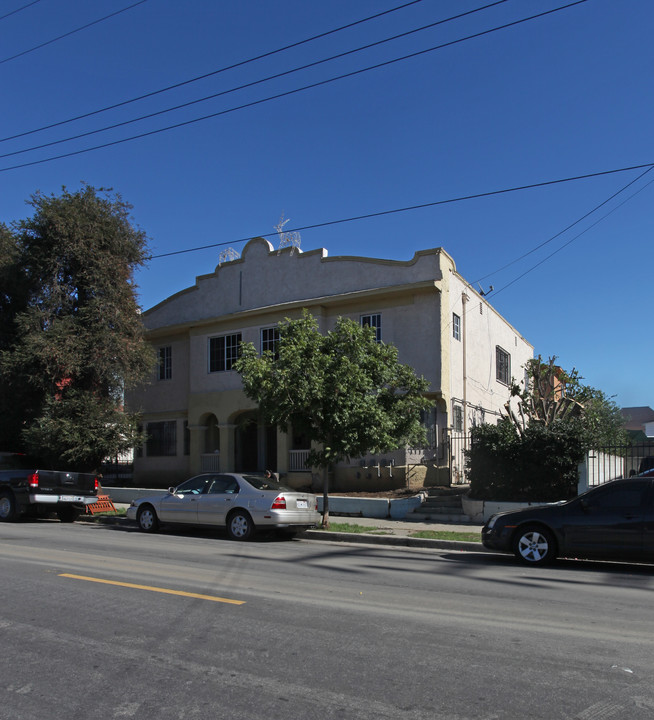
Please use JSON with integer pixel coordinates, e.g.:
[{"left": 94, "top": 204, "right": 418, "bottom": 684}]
[
  {"left": 0, "top": 0, "right": 431, "bottom": 143},
  {"left": 0, "top": 0, "right": 148, "bottom": 66},
  {"left": 148, "top": 162, "right": 654, "bottom": 259},
  {"left": 0, "top": 0, "right": 42, "bottom": 22},
  {"left": 0, "top": 1, "right": 511, "bottom": 160},
  {"left": 0, "top": 0, "right": 588, "bottom": 172},
  {"left": 488, "top": 167, "right": 654, "bottom": 298},
  {"left": 473, "top": 165, "right": 654, "bottom": 284}
]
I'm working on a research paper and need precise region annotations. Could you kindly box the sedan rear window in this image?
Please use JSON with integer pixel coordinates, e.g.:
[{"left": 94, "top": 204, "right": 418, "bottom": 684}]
[{"left": 243, "top": 475, "right": 293, "bottom": 492}]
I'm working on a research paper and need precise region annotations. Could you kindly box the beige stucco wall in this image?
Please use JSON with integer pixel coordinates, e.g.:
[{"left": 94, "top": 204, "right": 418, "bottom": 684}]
[
  {"left": 126, "top": 240, "right": 532, "bottom": 488},
  {"left": 448, "top": 272, "right": 533, "bottom": 431}
]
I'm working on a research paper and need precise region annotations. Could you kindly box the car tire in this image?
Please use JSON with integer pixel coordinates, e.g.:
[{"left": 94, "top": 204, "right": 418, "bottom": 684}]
[
  {"left": 226, "top": 510, "right": 254, "bottom": 541},
  {"left": 137, "top": 504, "right": 159, "bottom": 533},
  {"left": 512, "top": 524, "right": 556, "bottom": 565},
  {"left": 56, "top": 506, "right": 80, "bottom": 523},
  {"left": 0, "top": 490, "right": 18, "bottom": 522}
]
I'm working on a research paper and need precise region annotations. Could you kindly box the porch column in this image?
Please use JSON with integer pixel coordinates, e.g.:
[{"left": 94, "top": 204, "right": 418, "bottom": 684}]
[
  {"left": 188, "top": 425, "right": 207, "bottom": 476},
  {"left": 218, "top": 423, "right": 237, "bottom": 473},
  {"left": 277, "top": 426, "right": 291, "bottom": 474}
]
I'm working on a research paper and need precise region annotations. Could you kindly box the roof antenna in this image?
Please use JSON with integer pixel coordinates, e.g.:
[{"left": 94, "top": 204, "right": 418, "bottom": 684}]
[
  {"left": 275, "top": 213, "right": 301, "bottom": 255},
  {"left": 218, "top": 247, "right": 240, "bottom": 266}
]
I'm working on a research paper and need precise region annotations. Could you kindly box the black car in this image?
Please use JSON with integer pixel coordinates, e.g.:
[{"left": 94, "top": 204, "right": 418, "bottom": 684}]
[{"left": 481, "top": 475, "right": 654, "bottom": 565}]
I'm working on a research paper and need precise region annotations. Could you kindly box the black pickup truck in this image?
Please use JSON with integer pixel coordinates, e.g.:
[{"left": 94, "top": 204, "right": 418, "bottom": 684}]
[{"left": 0, "top": 453, "right": 99, "bottom": 522}]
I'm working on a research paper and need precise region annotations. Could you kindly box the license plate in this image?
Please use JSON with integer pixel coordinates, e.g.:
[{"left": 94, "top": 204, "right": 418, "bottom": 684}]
[
  {"left": 59, "top": 495, "right": 79, "bottom": 502},
  {"left": 296, "top": 499, "right": 308, "bottom": 509}
]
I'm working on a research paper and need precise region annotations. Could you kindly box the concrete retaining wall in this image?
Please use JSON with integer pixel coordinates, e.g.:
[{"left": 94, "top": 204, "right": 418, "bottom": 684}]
[
  {"left": 105, "top": 488, "right": 425, "bottom": 520},
  {"left": 462, "top": 496, "right": 556, "bottom": 522}
]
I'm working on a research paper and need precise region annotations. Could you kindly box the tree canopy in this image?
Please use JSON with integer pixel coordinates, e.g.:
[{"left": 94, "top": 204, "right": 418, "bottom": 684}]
[
  {"left": 0, "top": 185, "right": 154, "bottom": 470},
  {"left": 504, "top": 356, "right": 627, "bottom": 447},
  {"left": 234, "top": 311, "right": 431, "bottom": 525}
]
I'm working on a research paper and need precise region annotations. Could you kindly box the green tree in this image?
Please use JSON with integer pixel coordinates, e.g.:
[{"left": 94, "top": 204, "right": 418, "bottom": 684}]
[
  {"left": 234, "top": 311, "right": 431, "bottom": 526},
  {"left": 0, "top": 185, "right": 155, "bottom": 470},
  {"left": 468, "top": 356, "right": 628, "bottom": 501}
]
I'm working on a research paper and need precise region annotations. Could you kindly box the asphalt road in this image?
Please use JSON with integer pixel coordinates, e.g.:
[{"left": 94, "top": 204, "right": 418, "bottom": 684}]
[{"left": 1, "top": 519, "right": 654, "bottom": 720}]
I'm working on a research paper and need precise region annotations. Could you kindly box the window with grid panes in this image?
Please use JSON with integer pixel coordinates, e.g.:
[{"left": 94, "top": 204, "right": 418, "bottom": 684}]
[
  {"left": 496, "top": 346, "right": 511, "bottom": 385},
  {"left": 146, "top": 421, "right": 177, "bottom": 456},
  {"left": 209, "top": 333, "right": 242, "bottom": 372},
  {"left": 452, "top": 314, "right": 461, "bottom": 341},
  {"left": 360, "top": 313, "right": 382, "bottom": 343},
  {"left": 260, "top": 327, "right": 280, "bottom": 358}
]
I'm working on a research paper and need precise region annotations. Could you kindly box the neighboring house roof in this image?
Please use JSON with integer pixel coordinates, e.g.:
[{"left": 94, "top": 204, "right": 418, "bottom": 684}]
[{"left": 621, "top": 406, "right": 654, "bottom": 433}]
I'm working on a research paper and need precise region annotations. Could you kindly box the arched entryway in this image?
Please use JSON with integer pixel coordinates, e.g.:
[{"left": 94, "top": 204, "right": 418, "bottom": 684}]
[
  {"left": 234, "top": 411, "right": 277, "bottom": 473},
  {"left": 197, "top": 412, "right": 221, "bottom": 473}
]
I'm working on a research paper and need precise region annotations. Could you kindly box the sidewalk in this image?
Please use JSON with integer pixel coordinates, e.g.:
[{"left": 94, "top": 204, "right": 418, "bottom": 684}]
[
  {"left": 302, "top": 515, "right": 488, "bottom": 552},
  {"left": 100, "top": 505, "right": 488, "bottom": 553}
]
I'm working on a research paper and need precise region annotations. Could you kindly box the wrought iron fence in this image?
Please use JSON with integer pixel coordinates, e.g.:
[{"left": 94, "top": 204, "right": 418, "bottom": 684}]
[
  {"left": 448, "top": 431, "right": 471, "bottom": 485},
  {"left": 585, "top": 442, "right": 654, "bottom": 487}
]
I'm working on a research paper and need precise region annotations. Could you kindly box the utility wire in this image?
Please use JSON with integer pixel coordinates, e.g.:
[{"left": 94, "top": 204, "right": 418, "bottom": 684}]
[
  {"left": 473, "top": 165, "right": 654, "bottom": 284},
  {"left": 0, "top": 0, "right": 42, "bottom": 22},
  {"left": 0, "top": 0, "right": 148, "bottom": 66},
  {"left": 0, "top": 0, "right": 588, "bottom": 173},
  {"left": 0, "top": 0, "right": 433, "bottom": 143},
  {"left": 0, "top": 1, "right": 511, "bottom": 160},
  {"left": 489, "top": 168, "right": 654, "bottom": 298},
  {"left": 148, "top": 162, "right": 654, "bottom": 259}
]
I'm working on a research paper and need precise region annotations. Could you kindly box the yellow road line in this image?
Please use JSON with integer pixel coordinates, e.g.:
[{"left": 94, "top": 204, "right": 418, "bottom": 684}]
[{"left": 59, "top": 573, "right": 246, "bottom": 605}]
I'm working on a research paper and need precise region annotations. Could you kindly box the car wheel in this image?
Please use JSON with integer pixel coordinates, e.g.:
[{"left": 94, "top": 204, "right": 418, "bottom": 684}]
[
  {"left": 227, "top": 510, "right": 254, "bottom": 541},
  {"left": 57, "top": 507, "right": 80, "bottom": 523},
  {"left": 512, "top": 525, "right": 556, "bottom": 565},
  {"left": 0, "top": 490, "right": 17, "bottom": 522},
  {"left": 137, "top": 504, "right": 159, "bottom": 533}
]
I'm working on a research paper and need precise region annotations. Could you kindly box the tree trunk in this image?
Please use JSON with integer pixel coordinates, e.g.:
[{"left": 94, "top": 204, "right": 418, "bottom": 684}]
[{"left": 321, "top": 466, "right": 330, "bottom": 528}]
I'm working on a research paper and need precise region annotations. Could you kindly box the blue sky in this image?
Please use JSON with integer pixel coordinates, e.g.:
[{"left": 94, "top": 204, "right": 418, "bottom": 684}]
[{"left": 2, "top": 0, "right": 652, "bottom": 409}]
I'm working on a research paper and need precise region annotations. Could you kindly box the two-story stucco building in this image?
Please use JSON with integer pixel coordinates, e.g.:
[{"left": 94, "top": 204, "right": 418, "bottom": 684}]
[{"left": 126, "top": 239, "right": 533, "bottom": 489}]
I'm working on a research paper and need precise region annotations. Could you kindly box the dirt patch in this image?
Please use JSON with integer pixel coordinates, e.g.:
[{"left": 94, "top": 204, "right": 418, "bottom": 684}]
[{"left": 328, "top": 488, "right": 421, "bottom": 499}]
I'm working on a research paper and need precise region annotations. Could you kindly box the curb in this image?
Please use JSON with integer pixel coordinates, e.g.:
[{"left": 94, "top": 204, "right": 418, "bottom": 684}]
[
  {"left": 80, "top": 515, "right": 489, "bottom": 553},
  {"left": 302, "top": 530, "right": 489, "bottom": 552}
]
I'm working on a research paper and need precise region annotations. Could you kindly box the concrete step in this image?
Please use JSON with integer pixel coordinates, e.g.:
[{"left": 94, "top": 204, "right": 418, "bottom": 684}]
[
  {"left": 425, "top": 486, "right": 469, "bottom": 497},
  {"left": 413, "top": 486, "right": 469, "bottom": 522}
]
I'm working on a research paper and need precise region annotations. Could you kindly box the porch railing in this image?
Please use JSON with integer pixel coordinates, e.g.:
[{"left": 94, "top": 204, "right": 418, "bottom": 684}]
[
  {"left": 200, "top": 453, "right": 221, "bottom": 472},
  {"left": 585, "top": 442, "right": 654, "bottom": 488}
]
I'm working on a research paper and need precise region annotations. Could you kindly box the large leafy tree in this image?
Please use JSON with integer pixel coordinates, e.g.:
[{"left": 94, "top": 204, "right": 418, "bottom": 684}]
[
  {"left": 235, "top": 311, "right": 431, "bottom": 526},
  {"left": 0, "top": 185, "right": 155, "bottom": 470}
]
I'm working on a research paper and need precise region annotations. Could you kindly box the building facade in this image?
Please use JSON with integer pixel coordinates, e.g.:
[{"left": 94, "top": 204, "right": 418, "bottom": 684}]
[{"left": 126, "top": 239, "right": 533, "bottom": 489}]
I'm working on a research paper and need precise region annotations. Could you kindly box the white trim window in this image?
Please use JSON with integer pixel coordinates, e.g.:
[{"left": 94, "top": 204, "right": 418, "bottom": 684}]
[
  {"left": 209, "top": 333, "right": 242, "bottom": 372},
  {"left": 360, "top": 313, "right": 382, "bottom": 343},
  {"left": 452, "top": 313, "right": 461, "bottom": 341},
  {"left": 260, "top": 327, "right": 280, "bottom": 357},
  {"left": 496, "top": 346, "right": 511, "bottom": 385}
]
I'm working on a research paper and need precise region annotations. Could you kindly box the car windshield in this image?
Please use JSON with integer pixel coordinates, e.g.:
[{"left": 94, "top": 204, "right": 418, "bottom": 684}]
[{"left": 243, "top": 475, "right": 294, "bottom": 492}]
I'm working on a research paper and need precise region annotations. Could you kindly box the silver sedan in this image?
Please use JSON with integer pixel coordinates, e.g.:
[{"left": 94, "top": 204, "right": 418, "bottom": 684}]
[{"left": 126, "top": 473, "right": 320, "bottom": 540}]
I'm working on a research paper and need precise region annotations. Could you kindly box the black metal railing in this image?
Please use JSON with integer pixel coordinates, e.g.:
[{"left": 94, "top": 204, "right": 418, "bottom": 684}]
[{"left": 585, "top": 442, "right": 654, "bottom": 487}]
